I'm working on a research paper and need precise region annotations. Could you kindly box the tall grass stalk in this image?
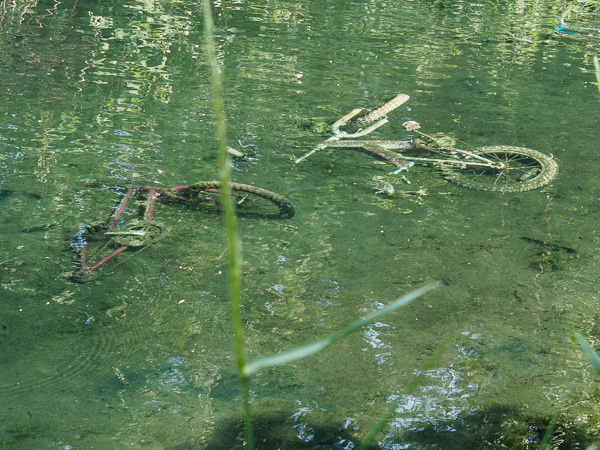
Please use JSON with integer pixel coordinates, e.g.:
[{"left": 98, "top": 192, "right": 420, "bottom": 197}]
[
  {"left": 594, "top": 55, "right": 600, "bottom": 97},
  {"left": 202, "top": 0, "right": 254, "bottom": 447}
]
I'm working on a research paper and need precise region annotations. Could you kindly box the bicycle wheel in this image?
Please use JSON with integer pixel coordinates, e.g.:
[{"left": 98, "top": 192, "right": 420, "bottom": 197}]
[
  {"left": 440, "top": 146, "right": 558, "bottom": 192},
  {"left": 165, "top": 181, "right": 295, "bottom": 218}
]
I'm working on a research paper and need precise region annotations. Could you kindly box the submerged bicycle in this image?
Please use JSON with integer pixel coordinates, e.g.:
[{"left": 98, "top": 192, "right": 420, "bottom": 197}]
[
  {"left": 72, "top": 181, "right": 294, "bottom": 282},
  {"left": 295, "top": 94, "right": 558, "bottom": 193}
]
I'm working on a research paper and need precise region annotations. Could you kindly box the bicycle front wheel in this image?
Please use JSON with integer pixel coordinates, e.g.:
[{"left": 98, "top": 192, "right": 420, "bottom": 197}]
[
  {"left": 440, "top": 146, "right": 558, "bottom": 193},
  {"left": 166, "top": 181, "right": 295, "bottom": 219}
]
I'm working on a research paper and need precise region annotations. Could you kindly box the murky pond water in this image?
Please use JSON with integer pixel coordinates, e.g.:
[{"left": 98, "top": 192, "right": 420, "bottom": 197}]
[{"left": 1, "top": 0, "right": 600, "bottom": 447}]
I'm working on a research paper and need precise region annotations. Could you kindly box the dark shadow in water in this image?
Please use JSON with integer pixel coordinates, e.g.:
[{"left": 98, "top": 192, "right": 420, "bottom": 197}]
[
  {"left": 207, "top": 405, "right": 593, "bottom": 449},
  {"left": 207, "top": 412, "right": 378, "bottom": 450},
  {"left": 0, "top": 189, "right": 42, "bottom": 204},
  {"left": 399, "top": 404, "right": 592, "bottom": 449}
]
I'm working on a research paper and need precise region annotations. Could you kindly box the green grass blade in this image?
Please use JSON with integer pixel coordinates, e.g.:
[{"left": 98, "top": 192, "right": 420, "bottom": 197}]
[
  {"left": 245, "top": 341, "right": 329, "bottom": 376},
  {"left": 245, "top": 283, "right": 439, "bottom": 376},
  {"left": 574, "top": 332, "right": 600, "bottom": 376},
  {"left": 539, "top": 411, "right": 559, "bottom": 449},
  {"left": 202, "top": 0, "right": 254, "bottom": 447},
  {"left": 594, "top": 55, "right": 600, "bottom": 97}
]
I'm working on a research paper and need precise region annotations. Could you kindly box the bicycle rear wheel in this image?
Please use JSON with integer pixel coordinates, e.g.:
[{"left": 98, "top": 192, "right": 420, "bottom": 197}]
[
  {"left": 440, "top": 146, "right": 558, "bottom": 192},
  {"left": 165, "top": 181, "right": 295, "bottom": 219}
]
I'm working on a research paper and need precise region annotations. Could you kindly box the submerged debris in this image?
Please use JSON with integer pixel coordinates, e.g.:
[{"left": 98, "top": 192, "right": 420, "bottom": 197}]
[{"left": 368, "top": 176, "right": 395, "bottom": 196}]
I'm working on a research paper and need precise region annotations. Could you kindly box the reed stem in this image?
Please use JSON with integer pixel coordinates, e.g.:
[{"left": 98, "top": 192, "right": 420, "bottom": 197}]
[
  {"left": 202, "top": 0, "right": 254, "bottom": 447},
  {"left": 594, "top": 55, "right": 600, "bottom": 97}
]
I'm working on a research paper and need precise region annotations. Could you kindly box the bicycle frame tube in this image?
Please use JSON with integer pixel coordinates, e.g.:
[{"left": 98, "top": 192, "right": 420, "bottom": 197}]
[
  {"left": 407, "top": 127, "right": 504, "bottom": 167},
  {"left": 107, "top": 186, "right": 136, "bottom": 230},
  {"left": 73, "top": 186, "right": 158, "bottom": 280},
  {"left": 73, "top": 184, "right": 224, "bottom": 280},
  {"left": 143, "top": 188, "right": 160, "bottom": 221},
  {"left": 416, "top": 143, "right": 504, "bottom": 167},
  {"left": 323, "top": 139, "right": 415, "bottom": 166},
  {"left": 400, "top": 154, "right": 505, "bottom": 168},
  {"left": 324, "top": 140, "right": 505, "bottom": 169}
]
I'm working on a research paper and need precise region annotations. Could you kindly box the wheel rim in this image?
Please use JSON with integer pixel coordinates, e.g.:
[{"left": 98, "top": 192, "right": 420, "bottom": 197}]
[{"left": 441, "top": 146, "right": 558, "bottom": 192}]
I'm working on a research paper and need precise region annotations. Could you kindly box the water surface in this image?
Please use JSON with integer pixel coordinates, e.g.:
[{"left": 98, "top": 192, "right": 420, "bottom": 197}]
[{"left": 1, "top": 0, "right": 600, "bottom": 447}]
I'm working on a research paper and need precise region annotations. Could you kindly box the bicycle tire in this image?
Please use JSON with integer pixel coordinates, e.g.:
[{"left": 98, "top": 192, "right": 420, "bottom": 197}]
[
  {"left": 167, "top": 181, "right": 295, "bottom": 218},
  {"left": 440, "top": 146, "right": 558, "bottom": 192}
]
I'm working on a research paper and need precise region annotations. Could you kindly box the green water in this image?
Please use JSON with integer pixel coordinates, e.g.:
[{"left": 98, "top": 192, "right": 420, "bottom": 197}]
[{"left": 1, "top": 0, "right": 600, "bottom": 447}]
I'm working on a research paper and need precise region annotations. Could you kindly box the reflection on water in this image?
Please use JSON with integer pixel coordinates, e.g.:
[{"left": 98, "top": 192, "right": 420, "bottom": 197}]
[
  {"left": 382, "top": 345, "right": 480, "bottom": 447},
  {"left": 1, "top": 0, "right": 600, "bottom": 447}
]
